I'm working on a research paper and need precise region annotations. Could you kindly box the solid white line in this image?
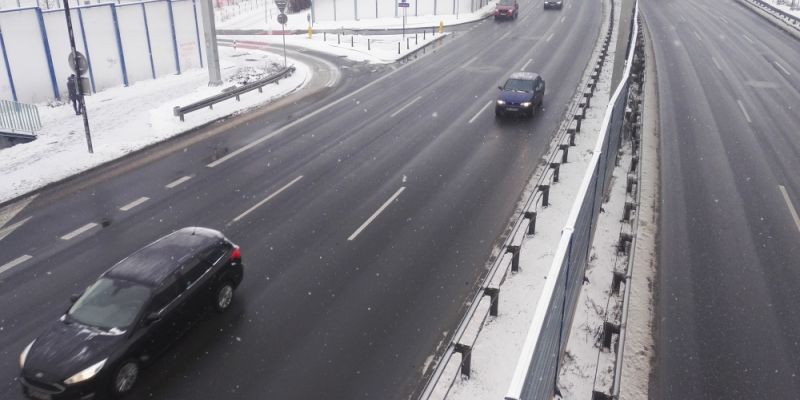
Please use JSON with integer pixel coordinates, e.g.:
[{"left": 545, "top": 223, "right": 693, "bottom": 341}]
[
  {"left": 0, "top": 254, "right": 32, "bottom": 276},
  {"left": 521, "top": 59, "right": 533, "bottom": 70},
  {"left": 61, "top": 222, "right": 99, "bottom": 241},
  {"left": 737, "top": 100, "right": 752, "bottom": 124},
  {"left": 742, "top": 33, "right": 754, "bottom": 44},
  {"left": 119, "top": 197, "right": 149, "bottom": 211},
  {"left": 0, "top": 216, "right": 31, "bottom": 242},
  {"left": 499, "top": 31, "right": 511, "bottom": 41},
  {"left": 712, "top": 57, "right": 723, "bottom": 71},
  {"left": 693, "top": 31, "right": 702, "bottom": 41},
  {"left": 232, "top": 176, "right": 303, "bottom": 223},
  {"left": 462, "top": 55, "right": 479, "bottom": 68},
  {"left": 545, "top": 33, "right": 554, "bottom": 42},
  {"left": 469, "top": 101, "right": 492, "bottom": 124},
  {"left": 774, "top": 61, "right": 791, "bottom": 76},
  {"left": 719, "top": 16, "right": 729, "bottom": 24},
  {"left": 166, "top": 175, "right": 193, "bottom": 188},
  {"left": 348, "top": 186, "right": 406, "bottom": 241},
  {"left": 206, "top": 49, "right": 430, "bottom": 169},
  {"left": 560, "top": 16, "right": 565, "bottom": 23},
  {"left": 390, "top": 96, "right": 423, "bottom": 117},
  {"left": 779, "top": 185, "right": 800, "bottom": 233}
]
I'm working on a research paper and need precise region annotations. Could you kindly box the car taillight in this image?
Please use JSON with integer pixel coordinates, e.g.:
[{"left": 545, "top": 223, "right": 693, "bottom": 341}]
[{"left": 230, "top": 246, "right": 241, "bottom": 263}]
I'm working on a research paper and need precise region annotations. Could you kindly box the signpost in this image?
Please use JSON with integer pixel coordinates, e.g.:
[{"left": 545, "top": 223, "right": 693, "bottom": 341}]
[
  {"left": 399, "top": 1, "right": 409, "bottom": 40},
  {"left": 275, "top": 0, "right": 288, "bottom": 67},
  {"left": 62, "top": 0, "right": 93, "bottom": 154}
]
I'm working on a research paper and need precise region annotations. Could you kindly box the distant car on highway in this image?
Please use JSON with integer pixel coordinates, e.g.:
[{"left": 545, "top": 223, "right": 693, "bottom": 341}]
[
  {"left": 544, "top": 0, "right": 564, "bottom": 9},
  {"left": 19, "top": 227, "right": 244, "bottom": 400},
  {"left": 494, "top": 0, "right": 519, "bottom": 20},
  {"left": 495, "top": 72, "right": 546, "bottom": 117}
]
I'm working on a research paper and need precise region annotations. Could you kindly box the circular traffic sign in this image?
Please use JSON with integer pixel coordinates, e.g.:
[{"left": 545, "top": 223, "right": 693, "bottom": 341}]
[
  {"left": 277, "top": 13, "right": 288, "bottom": 25},
  {"left": 68, "top": 51, "right": 88, "bottom": 75}
]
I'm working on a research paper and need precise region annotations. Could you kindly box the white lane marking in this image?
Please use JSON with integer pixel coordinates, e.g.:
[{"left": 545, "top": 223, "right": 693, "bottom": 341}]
[
  {"left": 463, "top": 55, "right": 479, "bottom": 68},
  {"left": 742, "top": 33, "right": 754, "bottom": 44},
  {"left": 390, "top": 96, "right": 423, "bottom": 117},
  {"left": 712, "top": 57, "right": 723, "bottom": 71},
  {"left": 0, "top": 255, "right": 32, "bottom": 277},
  {"left": 166, "top": 175, "right": 193, "bottom": 189},
  {"left": 774, "top": 61, "right": 791, "bottom": 76},
  {"left": 348, "top": 186, "right": 406, "bottom": 241},
  {"left": 0, "top": 194, "right": 38, "bottom": 231},
  {"left": 206, "top": 48, "right": 432, "bottom": 169},
  {"left": 560, "top": 16, "right": 565, "bottom": 23},
  {"left": 693, "top": 31, "right": 702, "bottom": 41},
  {"left": 469, "top": 101, "right": 493, "bottom": 124},
  {"left": 719, "top": 16, "right": 729, "bottom": 24},
  {"left": 232, "top": 175, "right": 303, "bottom": 223},
  {"left": 499, "top": 31, "right": 511, "bottom": 40},
  {"left": 737, "top": 100, "right": 752, "bottom": 124},
  {"left": 61, "top": 222, "right": 99, "bottom": 241},
  {"left": 521, "top": 58, "right": 533, "bottom": 70},
  {"left": 0, "top": 216, "right": 31, "bottom": 242},
  {"left": 779, "top": 185, "right": 800, "bottom": 233},
  {"left": 545, "top": 32, "right": 554, "bottom": 42},
  {"left": 119, "top": 197, "right": 150, "bottom": 211}
]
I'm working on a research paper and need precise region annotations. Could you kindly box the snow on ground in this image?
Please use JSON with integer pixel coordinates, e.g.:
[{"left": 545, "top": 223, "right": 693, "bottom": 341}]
[
  {"left": 0, "top": 46, "right": 309, "bottom": 204},
  {"left": 433, "top": 0, "right": 619, "bottom": 398},
  {"left": 759, "top": 0, "right": 800, "bottom": 18},
  {"left": 218, "top": 0, "right": 498, "bottom": 31}
]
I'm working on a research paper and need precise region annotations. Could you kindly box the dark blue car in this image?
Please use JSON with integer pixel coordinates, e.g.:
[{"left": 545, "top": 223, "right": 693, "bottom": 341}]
[{"left": 495, "top": 72, "right": 546, "bottom": 118}]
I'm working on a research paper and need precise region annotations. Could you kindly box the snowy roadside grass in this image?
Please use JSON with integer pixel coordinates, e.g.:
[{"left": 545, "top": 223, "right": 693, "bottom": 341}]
[{"left": 0, "top": 46, "right": 310, "bottom": 205}]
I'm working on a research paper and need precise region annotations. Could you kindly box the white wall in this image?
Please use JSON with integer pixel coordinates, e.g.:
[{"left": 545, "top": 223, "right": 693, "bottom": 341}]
[{"left": 0, "top": 8, "right": 53, "bottom": 103}]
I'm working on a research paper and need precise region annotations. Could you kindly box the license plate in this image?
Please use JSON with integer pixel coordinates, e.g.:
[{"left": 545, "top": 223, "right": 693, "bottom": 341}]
[
  {"left": 506, "top": 107, "right": 519, "bottom": 112},
  {"left": 28, "top": 390, "right": 51, "bottom": 400}
]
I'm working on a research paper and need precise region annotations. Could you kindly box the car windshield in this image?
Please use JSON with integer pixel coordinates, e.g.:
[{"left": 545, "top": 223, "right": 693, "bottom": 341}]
[
  {"left": 68, "top": 278, "right": 151, "bottom": 331},
  {"left": 498, "top": 0, "right": 515, "bottom": 5},
  {"left": 503, "top": 79, "right": 534, "bottom": 92}
]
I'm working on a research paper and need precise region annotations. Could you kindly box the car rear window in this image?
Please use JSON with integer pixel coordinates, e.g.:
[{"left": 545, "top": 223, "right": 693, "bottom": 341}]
[{"left": 68, "top": 278, "right": 151, "bottom": 331}]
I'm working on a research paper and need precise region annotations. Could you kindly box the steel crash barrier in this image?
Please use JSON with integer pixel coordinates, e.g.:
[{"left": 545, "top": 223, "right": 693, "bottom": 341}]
[
  {"left": 172, "top": 65, "right": 295, "bottom": 121},
  {"left": 0, "top": 99, "right": 41, "bottom": 137},
  {"left": 505, "top": 3, "right": 641, "bottom": 400}
]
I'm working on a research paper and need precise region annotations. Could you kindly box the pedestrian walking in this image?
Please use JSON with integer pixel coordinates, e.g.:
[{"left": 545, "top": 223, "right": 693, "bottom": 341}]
[{"left": 67, "top": 74, "right": 81, "bottom": 115}]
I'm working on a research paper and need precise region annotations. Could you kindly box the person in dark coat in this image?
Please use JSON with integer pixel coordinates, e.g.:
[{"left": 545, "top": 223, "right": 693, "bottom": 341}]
[{"left": 67, "top": 74, "right": 81, "bottom": 115}]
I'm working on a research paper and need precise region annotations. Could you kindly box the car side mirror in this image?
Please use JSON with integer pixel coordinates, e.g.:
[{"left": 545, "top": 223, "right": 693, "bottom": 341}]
[
  {"left": 498, "top": 85, "right": 503, "bottom": 90},
  {"left": 70, "top": 293, "right": 81, "bottom": 303}
]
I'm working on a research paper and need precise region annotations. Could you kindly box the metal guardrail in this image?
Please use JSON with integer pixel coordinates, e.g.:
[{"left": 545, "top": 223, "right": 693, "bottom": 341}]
[
  {"left": 417, "top": 0, "right": 619, "bottom": 398},
  {"left": 172, "top": 66, "right": 295, "bottom": 121},
  {"left": 745, "top": 0, "right": 800, "bottom": 29},
  {"left": 0, "top": 99, "right": 42, "bottom": 136},
  {"left": 505, "top": 3, "right": 640, "bottom": 400}
]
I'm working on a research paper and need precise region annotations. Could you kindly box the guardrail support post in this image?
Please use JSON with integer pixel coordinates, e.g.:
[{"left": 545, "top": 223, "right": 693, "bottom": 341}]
[
  {"left": 623, "top": 201, "right": 637, "bottom": 221},
  {"left": 559, "top": 144, "right": 569, "bottom": 163},
  {"left": 507, "top": 245, "right": 520, "bottom": 272},
  {"left": 454, "top": 343, "right": 472, "bottom": 378},
  {"left": 630, "top": 155, "right": 639, "bottom": 173},
  {"left": 539, "top": 185, "right": 550, "bottom": 207},
  {"left": 524, "top": 211, "right": 536, "bottom": 235},
  {"left": 484, "top": 287, "right": 499, "bottom": 316},
  {"left": 584, "top": 92, "right": 592, "bottom": 108},
  {"left": 568, "top": 128, "right": 576, "bottom": 146},
  {"left": 574, "top": 115, "right": 583, "bottom": 132},
  {"left": 626, "top": 175, "right": 637, "bottom": 194},
  {"left": 550, "top": 162, "right": 560, "bottom": 183},
  {"left": 611, "top": 271, "right": 626, "bottom": 295},
  {"left": 617, "top": 233, "right": 633, "bottom": 254},
  {"left": 602, "top": 321, "right": 620, "bottom": 350}
]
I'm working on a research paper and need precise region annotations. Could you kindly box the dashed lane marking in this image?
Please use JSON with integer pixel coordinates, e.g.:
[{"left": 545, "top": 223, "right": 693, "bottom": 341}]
[
  {"left": 231, "top": 176, "right": 304, "bottom": 223},
  {"left": 779, "top": 185, "right": 800, "bottom": 233},
  {"left": 737, "top": 99, "right": 752, "bottom": 124},
  {"left": 348, "top": 186, "right": 406, "bottom": 241},
  {"left": 469, "top": 101, "right": 493, "bottom": 124},
  {"left": 0, "top": 255, "right": 32, "bottom": 277},
  {"left": 391, "top": 96, "right": 423, "bottom": 117},
  {"left": 166, "top": 175, "right": 193, "bottom": 188},
  {"left": 119, "top": 197, "right": 150, "bottom": 211},
  {"left": 60, "top": 222, "right": 99, "bottom": 241}
]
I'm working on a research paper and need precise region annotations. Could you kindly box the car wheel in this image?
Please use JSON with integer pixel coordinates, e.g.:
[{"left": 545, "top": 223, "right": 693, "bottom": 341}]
[
  {"left": 214, "top": 280, "right": 235, "bottom": 313},
  {"left": 111, "top": 360, "right": 139, "bottom": 397}
]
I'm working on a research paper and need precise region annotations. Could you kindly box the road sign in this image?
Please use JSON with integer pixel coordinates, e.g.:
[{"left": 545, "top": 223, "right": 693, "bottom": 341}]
[
  {"left": 68, "top": 51, "right": 88, "bottom": 75},
  {"left": 275, "top": 0, "right": 287, "bottom": 12},
  {"left": 398, "top": 1, "right": 410, "bottom": 7},
  {"left": 277, "top": 13, "right": 288, "bottom": 25}
]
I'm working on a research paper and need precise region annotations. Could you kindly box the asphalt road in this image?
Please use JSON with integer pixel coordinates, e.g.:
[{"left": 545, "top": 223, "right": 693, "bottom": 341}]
[
  {"left": 0, "top": 1, "right": 601, "bottom": 398},
  {"left": 643, "top": 0, "right": 800, "bottom": 397}
]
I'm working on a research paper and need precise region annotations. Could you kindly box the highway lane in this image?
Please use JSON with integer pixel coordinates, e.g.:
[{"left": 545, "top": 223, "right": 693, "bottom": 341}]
[
  {"left": 0, "top": 0, "right": 602, "bottom": 398},
  {"left": 642, "top": 0, "right": 800, "bottom": 397}
]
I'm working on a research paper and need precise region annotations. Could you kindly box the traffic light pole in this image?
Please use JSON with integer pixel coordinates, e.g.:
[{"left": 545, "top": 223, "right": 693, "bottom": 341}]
[{"left": 63, "top": 0, "right": 93, "bottom": 154}]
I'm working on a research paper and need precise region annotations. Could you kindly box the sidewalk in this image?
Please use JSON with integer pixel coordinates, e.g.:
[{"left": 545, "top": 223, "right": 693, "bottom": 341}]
[{"left": 0, "top": 47, "right": 309, "bottom": 205}]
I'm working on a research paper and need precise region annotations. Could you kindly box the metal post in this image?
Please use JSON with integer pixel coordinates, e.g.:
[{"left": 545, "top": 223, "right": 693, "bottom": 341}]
[
  {"left": 281, "top": 23, "right": 287, "bottom": 67},
  {"left": 167, "top": 0, "right": 182, "bottom": 74},
  {"left": 0, "top": 27, "right": 17, "bottom": 102},
  {"left": 199, "top": 0, "right": 222, "bottom": 85},
  {"left": 63, "top": 0, "right": 93, "bottom": 154}
]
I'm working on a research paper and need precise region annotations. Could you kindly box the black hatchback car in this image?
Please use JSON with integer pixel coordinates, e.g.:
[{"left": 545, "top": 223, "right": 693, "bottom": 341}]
[
  {"left": 495, "top": 72, "right": 546, "bottom": 117},
  {"left": 19, "top": 227, "right": 244, "bottom": 400}
]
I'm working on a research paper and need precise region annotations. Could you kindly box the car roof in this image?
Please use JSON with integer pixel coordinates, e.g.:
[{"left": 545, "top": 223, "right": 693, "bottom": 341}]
[
  {"left": 509, "top": 72, "right": 539, "bottom": 81},
  {"left": 104, "top": 227, "right": 225, "bottom": 288}
]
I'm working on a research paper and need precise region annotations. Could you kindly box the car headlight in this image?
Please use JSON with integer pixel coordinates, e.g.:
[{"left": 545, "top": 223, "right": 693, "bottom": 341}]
[
  {"left": 521, "top": 102, "right": 532, "bottom": 107},
  {"left": 496, "top": 100, "right": 506, "bottom": 105},
  {"left": 19, "top": 340, "right": 35, "bottom": 369},
  {"left": 64, "top": 359, "right": 107, "bottom": 385}
]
